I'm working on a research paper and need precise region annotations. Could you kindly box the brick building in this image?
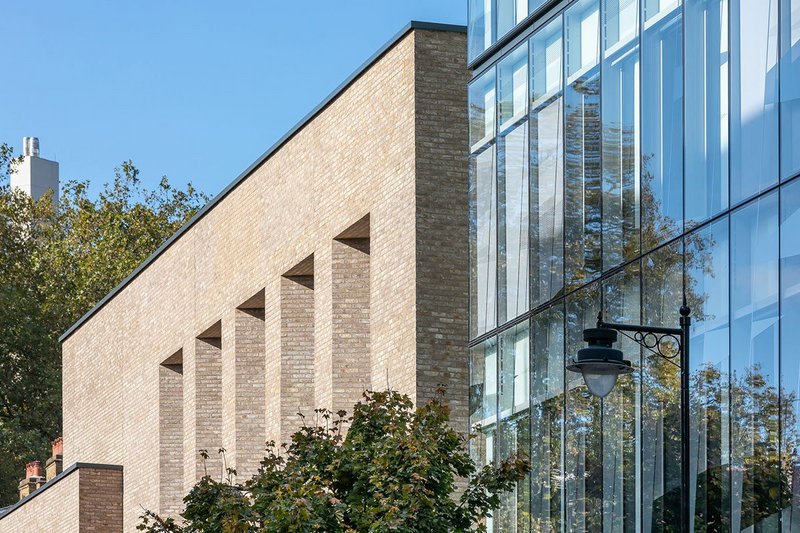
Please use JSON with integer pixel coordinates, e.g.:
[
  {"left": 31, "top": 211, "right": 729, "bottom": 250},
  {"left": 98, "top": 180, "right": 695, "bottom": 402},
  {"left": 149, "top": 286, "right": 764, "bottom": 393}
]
[{"left": 0, "top": 22, "right": 469, "bottom": 532}]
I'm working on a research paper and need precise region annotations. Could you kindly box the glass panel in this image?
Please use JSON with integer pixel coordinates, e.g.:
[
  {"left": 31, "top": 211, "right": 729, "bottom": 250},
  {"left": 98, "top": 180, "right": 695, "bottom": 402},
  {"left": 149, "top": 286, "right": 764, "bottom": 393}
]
[
  {"left": 498, "top": 323, "right": 531, "bottom": 533},
  {"left": 497, "top": 412, "right": 532, "bottom": 532},
  {"left": 470, "top": 341, "right": 490, "bottom": 468},
  {"left": 730, "top": 192, "right": 780, "bottom": 530},
  {"left": 470, "top": 338, "right": 499, "bottom": 468},
  {"left": 685, "top": 0, "right": 729, "bottom": 226},
  {"left": 781, "top": 0, "right": 800, "bottom": 180},
  {"left": 531, "top": 305, "right": 565, "bottom": 531},
  {"left": 499, "top": 44, "right": 529, "bottom": 130},
  {"left": 781, "top": 179, "right": 800, "bottom": 530},
  {"left": 730, "top": 0, "right": 779, "bottom": 204},
  {"left": 685, "top": 218, "right": 731, "bottom": 529},
  {"left": 486, "top": 428, "right": 496, "bottom": 532},
  {"left": 530, "top": 0, "right": 547, "bottom": 14},
  {"left": 470, "top": 146, "right": 498, "bottom": 338},
  {"left": 602, "top": 0, "right": 641, "bottom": 271},
  {"left": 499, "top": 0, "right": 528, "bottom": 41},
  {"left": 602, "top": 262, "right": 642, "bottom": 531},
  {"left": 470, "top": 69, "right": 497, "bottom": 151},
  {"left": 499, "top": 124, "right": 530, "bottom": 323},
  {"left": 530, "top": 17, "right": 565, "bottom": 307},
  {"left": 641, "top": 0, "right": 683, "bottom": 252},
  {"left": 469, "top": 0, "right": 494, "bottom": 62},
  {"left": 640, "top": 240, "right": 683, "bottom": 531},
  {"left": 500, "top": 322, "right": 531, "bottom": 419},
  {"left": 531, "top": 17, "right": 564, "bottom": 104},
  {"left": 565, "top": 0, "right": 602, "bottom": 289},
  {"left": 565, "top": 282, "right": 602, "bottom": 530}
]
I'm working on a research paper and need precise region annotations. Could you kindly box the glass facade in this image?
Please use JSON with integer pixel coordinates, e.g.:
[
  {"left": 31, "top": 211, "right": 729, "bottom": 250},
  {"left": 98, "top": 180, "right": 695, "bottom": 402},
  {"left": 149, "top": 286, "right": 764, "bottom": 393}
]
[
  {"left": 467, "top": 0, "right": 800, "bottom": 530},
  {"left": 469, "top": 0, "right": 554, "bottom": 61}
]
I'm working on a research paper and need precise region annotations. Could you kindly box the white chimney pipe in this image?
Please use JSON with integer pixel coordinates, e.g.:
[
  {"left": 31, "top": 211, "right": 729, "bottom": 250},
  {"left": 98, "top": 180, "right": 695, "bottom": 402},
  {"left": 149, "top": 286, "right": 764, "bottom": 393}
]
[{"left": 22, "top": 137, "right": 39, "bottom": 157}]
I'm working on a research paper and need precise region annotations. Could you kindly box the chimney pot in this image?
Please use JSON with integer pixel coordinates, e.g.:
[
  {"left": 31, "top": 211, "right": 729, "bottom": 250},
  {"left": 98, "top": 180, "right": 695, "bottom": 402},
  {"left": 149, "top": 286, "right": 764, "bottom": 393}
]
[
  {"left": 52, "top": 437, "right": 63, "bottom": 457},
  {"left": 25, "top": 461, "right": 43, "bottom": 479}
]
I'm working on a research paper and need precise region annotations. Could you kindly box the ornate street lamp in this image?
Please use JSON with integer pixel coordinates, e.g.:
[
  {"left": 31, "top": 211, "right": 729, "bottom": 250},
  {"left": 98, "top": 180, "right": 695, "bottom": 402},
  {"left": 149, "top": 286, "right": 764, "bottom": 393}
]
[{"left": 567, "top": 304, "right": 691, "bottom": 531}]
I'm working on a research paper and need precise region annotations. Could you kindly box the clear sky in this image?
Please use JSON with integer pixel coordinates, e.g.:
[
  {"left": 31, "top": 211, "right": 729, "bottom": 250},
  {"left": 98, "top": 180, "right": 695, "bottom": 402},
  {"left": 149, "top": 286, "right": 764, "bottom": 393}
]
[{"left": 0, "top": 1, "right": 466, "bottom": 198}]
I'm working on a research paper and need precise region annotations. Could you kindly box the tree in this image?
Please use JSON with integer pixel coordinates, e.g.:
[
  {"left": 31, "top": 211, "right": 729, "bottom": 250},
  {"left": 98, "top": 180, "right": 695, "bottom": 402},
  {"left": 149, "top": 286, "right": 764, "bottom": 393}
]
[
  {"left": 0, "top": 143, "right": 207, "bottom": 505},
  {"left": 138, "top": 389, "right": 529, "bottom": 533}
]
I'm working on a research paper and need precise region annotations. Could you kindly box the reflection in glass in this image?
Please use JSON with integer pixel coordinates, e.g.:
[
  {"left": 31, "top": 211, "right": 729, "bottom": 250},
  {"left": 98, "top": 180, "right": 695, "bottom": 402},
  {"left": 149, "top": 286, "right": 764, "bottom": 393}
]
[
  {"left": 470, "top": 338, "right": 498, "bottom": 469},
  {"left": 564, "top": 0, "right": 602, "bottom": 289},
  {"left": 565, "top": 283, "right": 602, "bottom": 531},
  {"left": 470, "top": 147, "right": 498, "bottom": 337},
  {"left": 781, "top": 180, "right": 800, "bottom": 530},
  {"left": 641, "top": 0, "right": 683, "bottom": 251},
  {"left": 498, "top": 0, "right": 529, "bottom": 45},
  {"left": 781, "top": 0, "right": 800, "bottom": 180},
  {"left": 730, "top": 192, "right": 780, "bottom": 530},
  {"left": 499, "top": 124, "right": 530, "bottom": 323},
  {"left": 497, "top": 412, "right": 532, "bottom": 533},
  {"left": 469, "top": 0, "right": 493, "bottom": 62},
  {"left": 530, "top": 17, "right": 565, "bottom": 307},
  {"left": 498, "top": 324, "right": 530, "bottom": 532},
  {"left": 602, "top": 0, "right": 641, "bottom": 271},
  {"left": 530, "top": 0, "right": 547, "bottom": 14},
  {"left": 685, "top": 0, "right": 729, "bottom": 225},
  {"left": 499, "top": 323, "right": 530, "bottom": 419},
  {"left": 641, "top": 240, "right": 683, "bottom": 531},
  {"left": 470, "top": 69, "right": 497, "bottom": 151},
  {"left": 602, "top": 262, "right": 641, "bottom": 531},
  {"left": 730, "top": 0, "right": 779, "bottom": 204},
  {"left": 499, "top": 44, "right": 529, "bottom": 130},
  {"left": 686, "top": 217, "right": 730, "bottom": 529},
  {"left": 531, "top": 305, "right": 565, "bottom": 531}
]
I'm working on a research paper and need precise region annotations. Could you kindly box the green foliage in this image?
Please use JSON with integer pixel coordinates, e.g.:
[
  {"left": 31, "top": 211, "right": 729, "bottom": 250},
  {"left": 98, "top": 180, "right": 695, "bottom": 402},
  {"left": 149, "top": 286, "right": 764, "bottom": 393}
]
[
  {"left": 138, "top": 390, "right": 528, "bottom": 533},
  {"left": 0, "top": 144, "right": 207, "bottom": 505}
]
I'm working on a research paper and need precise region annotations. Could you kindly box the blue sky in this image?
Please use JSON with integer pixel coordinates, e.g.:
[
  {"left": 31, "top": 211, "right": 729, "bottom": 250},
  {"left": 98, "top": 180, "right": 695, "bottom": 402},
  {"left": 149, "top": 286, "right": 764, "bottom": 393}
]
[{"left": 0, "top": 1, "right": 465, "bottom": 198}]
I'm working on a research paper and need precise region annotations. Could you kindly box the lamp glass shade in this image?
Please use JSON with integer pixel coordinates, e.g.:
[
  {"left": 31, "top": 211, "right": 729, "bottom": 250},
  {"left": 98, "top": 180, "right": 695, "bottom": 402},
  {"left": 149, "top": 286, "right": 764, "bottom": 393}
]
[{"left": 581, "top": 369, "right": 619, "bottom": 398}]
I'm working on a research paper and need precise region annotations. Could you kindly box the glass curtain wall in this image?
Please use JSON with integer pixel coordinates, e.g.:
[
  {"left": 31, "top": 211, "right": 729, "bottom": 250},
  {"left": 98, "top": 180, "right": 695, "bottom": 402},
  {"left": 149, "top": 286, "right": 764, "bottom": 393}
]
[
  {"left": 564, "top": 0, "right": 602, "bottom": 289},
  {"left": 530, "top": 17, "right": 565, "bottom": 307},
  {"left": 685, "top": 0, "right": 729, "bottom": 226},
  {"left": 468, "top": 0, "right": 800, "bottom": 529}
]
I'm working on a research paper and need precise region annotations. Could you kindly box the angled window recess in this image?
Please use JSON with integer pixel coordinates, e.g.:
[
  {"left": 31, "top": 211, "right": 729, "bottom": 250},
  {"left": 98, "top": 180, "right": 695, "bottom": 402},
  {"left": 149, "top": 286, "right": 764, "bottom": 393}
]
[
  {"left": 159, "top": 349, "right": 183, "bottom": 517},
  {"left": 332, "top": 214, "right": 371, "bottom": 415},
  {"left": 231, "top": 290, "right": 266, "bottom": 478},
  {"left": 280, "top": 254, "right": 315, "bottom": 443},
  {"left": 184, "top": 321, "right": 222, "bottom": 491}
]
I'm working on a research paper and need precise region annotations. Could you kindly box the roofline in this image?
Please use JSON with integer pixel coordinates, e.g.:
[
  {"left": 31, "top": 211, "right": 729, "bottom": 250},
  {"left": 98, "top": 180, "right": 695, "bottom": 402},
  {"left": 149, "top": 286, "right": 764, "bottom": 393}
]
[
  {"left": 0, "top": 463, "right": 123, "bottom": 521},
  {"left": 59, "top": 20, "right": 466, "bottom": 343}
]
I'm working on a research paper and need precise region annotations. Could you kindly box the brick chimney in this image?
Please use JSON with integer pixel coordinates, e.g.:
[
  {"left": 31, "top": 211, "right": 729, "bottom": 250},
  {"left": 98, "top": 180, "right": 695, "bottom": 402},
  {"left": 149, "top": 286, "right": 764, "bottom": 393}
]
[
  {"left": 46, "top": 437, "right": 63, "bottom": 481},
  {"left": 18, "top": 461, "right": 45, "bottom": 500}
]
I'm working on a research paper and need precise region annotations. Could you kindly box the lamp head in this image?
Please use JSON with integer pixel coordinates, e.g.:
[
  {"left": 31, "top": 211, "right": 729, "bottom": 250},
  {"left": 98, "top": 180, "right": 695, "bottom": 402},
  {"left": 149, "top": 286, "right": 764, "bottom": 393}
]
[{"left": 567, "top": 327, "right": 633, "bottom": 398}]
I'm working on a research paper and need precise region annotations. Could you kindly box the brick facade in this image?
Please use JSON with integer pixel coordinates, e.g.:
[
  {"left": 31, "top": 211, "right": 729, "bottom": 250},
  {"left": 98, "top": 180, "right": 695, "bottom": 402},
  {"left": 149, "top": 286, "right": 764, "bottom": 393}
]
[{"left": 58, "top": 25, "right": 468, "bottom": 531}]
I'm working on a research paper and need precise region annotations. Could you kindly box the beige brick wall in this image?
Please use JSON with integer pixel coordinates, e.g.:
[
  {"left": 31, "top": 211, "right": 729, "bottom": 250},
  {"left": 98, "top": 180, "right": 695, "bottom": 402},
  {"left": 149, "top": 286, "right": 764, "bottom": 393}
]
[
  {"left": 414, "top": 30, "right": 471, "bottom": 427},
  {"left": 61, "top": 27, "right": 468, "bottom": 531},
  {"left": 0, "top": 465, "right": 122, "bottom": 533},
  {"left": 158, "top": 358, "right": 183, "bottom": 517},
  {"left": 185, "top": 334, "right": 223, "bottom": 491},
  {"left": 232, "top": 306, "right": 266, "bottom": 478},
  {"left": 280, "top": 274, "right": 315, "bottom": 444},
  {"left": 331, "top": 237, "right": 371, "bottom": 414}
]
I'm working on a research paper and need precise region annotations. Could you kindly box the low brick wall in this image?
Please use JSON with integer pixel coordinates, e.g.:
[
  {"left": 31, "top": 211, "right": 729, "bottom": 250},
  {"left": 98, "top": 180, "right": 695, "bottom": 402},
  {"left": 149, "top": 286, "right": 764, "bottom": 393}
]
[{"left": 0, "top": 463, "right": 122, "bottom": 532}]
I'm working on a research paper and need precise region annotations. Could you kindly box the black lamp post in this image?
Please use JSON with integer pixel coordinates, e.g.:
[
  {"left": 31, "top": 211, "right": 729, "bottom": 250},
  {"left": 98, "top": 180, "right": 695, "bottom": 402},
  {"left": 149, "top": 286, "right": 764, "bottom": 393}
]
[{"left": 567, "top": 304, "right": 691, "bottom": 532}]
